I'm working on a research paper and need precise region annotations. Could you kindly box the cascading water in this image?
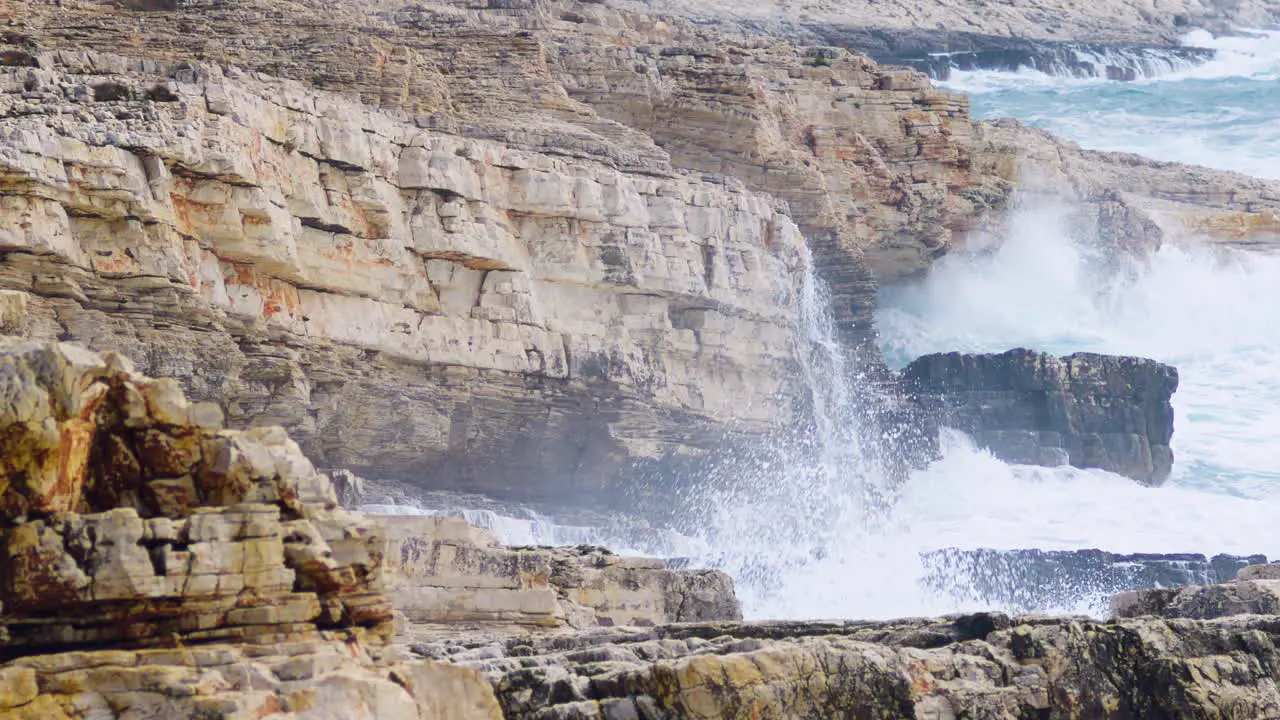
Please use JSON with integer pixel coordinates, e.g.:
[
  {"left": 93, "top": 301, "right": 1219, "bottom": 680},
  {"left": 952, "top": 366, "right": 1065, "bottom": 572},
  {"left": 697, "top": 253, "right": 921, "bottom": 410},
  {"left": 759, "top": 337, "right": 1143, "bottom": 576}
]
[
  {"left": 673, "top": 246, "right": 908, "bottom": 618},
  {"left": 363, "top": 29, "right": 1280, "bottom": 621},
  {"left": 944, "top": 29, "right": 1280, "bottom": 178}
]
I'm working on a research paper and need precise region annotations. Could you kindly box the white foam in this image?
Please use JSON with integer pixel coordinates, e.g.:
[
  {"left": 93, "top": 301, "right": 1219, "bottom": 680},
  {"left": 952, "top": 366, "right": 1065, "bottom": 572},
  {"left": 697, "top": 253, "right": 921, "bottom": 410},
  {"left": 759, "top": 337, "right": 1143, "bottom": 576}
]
[
  {"left": 1173, "top": 29, "right": 1280, "bottom": 81},
  {"left": 730, "top": 202, "right": 1280, "bottom": 621}
]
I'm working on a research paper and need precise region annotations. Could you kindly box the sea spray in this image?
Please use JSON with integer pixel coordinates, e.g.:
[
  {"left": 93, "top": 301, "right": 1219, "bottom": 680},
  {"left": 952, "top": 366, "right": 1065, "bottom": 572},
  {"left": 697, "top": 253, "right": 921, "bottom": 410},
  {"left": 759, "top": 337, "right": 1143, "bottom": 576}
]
[{"left": 675, "top": 244, "right": 907, "bottom": 617}]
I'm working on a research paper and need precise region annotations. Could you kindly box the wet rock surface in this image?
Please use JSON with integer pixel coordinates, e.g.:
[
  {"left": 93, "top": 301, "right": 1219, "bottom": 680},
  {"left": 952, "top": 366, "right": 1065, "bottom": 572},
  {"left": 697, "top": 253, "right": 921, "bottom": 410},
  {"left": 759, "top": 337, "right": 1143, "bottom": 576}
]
[
  {"left": 1115, "top": 562, "right": 1280, "bottom": 621},
  {"left": 903, "top": 348, "right": 1179, "bottom": 484},
  {"left": 803, "top": 26, "right": 1216, "bottom": 80},
  {"left": 414, "top": 612, "right": 1280, "bottom": 719},
  {"left": 924, "top": 547, "right": 1267, "bottom": 613}
]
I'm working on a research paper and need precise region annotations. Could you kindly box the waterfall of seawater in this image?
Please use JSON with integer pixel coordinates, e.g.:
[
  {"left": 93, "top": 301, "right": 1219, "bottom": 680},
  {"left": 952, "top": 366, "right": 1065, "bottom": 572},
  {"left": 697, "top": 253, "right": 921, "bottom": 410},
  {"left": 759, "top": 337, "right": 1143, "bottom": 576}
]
[{"left": 671, "top": 246, "right": 915, "bottom": 618}]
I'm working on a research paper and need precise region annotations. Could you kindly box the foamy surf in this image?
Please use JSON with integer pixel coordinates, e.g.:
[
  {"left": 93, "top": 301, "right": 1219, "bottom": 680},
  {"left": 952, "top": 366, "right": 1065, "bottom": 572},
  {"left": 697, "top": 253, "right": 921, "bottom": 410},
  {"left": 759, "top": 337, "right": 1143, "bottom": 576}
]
[{"left": 941, "top": 29, "right": 1280, "bottom": 178}]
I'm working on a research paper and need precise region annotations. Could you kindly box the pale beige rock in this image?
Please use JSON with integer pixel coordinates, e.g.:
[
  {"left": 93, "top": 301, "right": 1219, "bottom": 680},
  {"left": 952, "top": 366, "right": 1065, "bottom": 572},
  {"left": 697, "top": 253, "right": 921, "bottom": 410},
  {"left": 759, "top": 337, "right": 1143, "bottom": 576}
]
[
  {"left": 0, "top": 638, "right": 503, "bottom": 720},
  {"left": 381, "top": 515, "right": 740, "bottom": 630},
  {"left": 0, "top": 668, "right": 37, "bottom": 711},
  {"left": 0, "top": 340, "right": 392, "bottom": 652},
  {"left": 3, "top": 0, "right": 1275, "bottom": 512}
]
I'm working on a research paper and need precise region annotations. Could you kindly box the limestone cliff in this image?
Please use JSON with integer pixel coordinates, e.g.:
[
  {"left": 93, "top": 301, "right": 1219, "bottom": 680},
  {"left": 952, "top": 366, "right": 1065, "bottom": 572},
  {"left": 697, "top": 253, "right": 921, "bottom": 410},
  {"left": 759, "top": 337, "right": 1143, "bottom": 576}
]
[
  {"left": 2, "top": 0, "right": 1278, "bottom": 509},
  {"left": 7, "top": 340, "right": 1280, "bottom": 720}
]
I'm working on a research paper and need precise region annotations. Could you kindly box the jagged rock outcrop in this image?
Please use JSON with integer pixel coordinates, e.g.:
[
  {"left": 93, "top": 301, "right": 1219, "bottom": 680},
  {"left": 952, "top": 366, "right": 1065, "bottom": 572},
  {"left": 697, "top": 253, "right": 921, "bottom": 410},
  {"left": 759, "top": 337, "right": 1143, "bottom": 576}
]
[
  {"left": 414, "top": 612, "right": 1280, "bottom": 719},
  {"left": 382, "top": 515, "right": 740, "bottom": 631},
  {"left": 923, "top": 547, "right": 1266, "bottom": 613},
  {"left": 1114, "top": 562, "right": 1280, "bottom": 620},
  {"left": 903, "top": 348, "right": 1179, "bottom": 484},
  {"left": 0, "top": 338, "right": 392, "bottom": 654}
]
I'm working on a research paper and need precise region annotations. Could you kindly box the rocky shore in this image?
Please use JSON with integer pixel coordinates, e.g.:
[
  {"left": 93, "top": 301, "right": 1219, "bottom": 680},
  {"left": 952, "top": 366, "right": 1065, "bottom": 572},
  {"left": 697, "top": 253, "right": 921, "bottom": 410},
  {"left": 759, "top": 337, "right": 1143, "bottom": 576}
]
[{"left": 2, "top": 340, "right": 1280, "bottom": 719}]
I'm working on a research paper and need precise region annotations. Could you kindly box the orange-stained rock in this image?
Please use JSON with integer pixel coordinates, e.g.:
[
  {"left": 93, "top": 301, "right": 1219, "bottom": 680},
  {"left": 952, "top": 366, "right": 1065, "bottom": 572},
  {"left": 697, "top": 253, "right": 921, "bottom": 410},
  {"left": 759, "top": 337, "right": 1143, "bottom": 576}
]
[{"left": 0, "top": 340, "right": 392, "bottom": 655}]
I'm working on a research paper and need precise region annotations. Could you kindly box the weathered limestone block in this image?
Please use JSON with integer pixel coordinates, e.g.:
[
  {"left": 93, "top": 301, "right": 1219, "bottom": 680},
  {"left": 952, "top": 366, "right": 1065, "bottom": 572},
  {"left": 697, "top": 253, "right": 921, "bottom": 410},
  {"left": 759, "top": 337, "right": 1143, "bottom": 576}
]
[
  {"left": 0, "top": 291, "right": 27, "bottom": 336},
  {"left": 903, "top": 348, "right": 1179, "bottom": 484},
  {"left": 0, "top": 637, "right": 503, "bottom": 720},
  {"left": 414, "top": 613, "right": 1280, "bottom": 719},
  {"left": 381, "top": 516, "right": 740, "bottom": 630},
  {"left": 0, "top": 340, "right": 391, "bottom": 654}
]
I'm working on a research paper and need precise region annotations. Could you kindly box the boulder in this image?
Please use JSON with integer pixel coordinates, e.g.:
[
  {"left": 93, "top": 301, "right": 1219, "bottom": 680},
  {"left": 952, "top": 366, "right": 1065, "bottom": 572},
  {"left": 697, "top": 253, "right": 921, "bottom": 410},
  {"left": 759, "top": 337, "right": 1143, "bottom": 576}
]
[{"left": 903, "top": 348, "right": 1179, "bottom": 484}]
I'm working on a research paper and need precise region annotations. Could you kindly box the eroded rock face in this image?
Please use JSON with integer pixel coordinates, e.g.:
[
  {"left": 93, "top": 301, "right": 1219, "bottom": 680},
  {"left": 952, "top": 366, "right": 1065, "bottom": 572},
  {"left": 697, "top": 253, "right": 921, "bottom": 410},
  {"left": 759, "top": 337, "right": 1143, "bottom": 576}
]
[
  {"left": 415, "top": 613, "right": 1280, "bottom": 719},
  {"left": 0, "top": 640, "right": 504, "bottom": 720},
  {"left": 0, "top": 339, "right": 392, "bottom": 655},
  {"left": 903, "top": 348, "right": 1179, "bottom": 484},
  {"left": 381, "top": 515, "right": 740, "bottom": 631},
  {"left": 1114, "top": 564, "right": 1280, "bottom": 620},
  {"left": 2, "top": 0, "right": 1276, "bottom": 512},
  {"left": 0, "top": 45, "right": 809, "bottom": 506},
  {"left": 0, "top": 339, "right": 518, "bottom": 719}
]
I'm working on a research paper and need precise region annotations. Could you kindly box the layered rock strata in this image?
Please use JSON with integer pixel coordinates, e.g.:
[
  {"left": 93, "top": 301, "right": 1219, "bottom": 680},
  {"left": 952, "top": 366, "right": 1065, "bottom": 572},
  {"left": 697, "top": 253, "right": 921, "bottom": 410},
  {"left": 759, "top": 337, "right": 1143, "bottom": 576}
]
[
  {"left": 0, "top": 40, "right": 811, "bottom": 505},
  {"left": 416, "top": 611, "right": 1280, "bottom": 719},
  {"left": 382, "top": 515, "right": 740, "bottom": 630},
  {"left": 0, "top": 339, "right": 393, "bottom": 655},
  {"left": 609, "top": 0, "right": 1280, "bottom": 47},
  {"left": 902, "top": 348, "right": 1179, "bottom": 484},
  {"left": 0, "top": 338, "right": 519, "bottom": 719},
  {"left": 2, "top": 0, "right": 1278, "bottom": 511}
]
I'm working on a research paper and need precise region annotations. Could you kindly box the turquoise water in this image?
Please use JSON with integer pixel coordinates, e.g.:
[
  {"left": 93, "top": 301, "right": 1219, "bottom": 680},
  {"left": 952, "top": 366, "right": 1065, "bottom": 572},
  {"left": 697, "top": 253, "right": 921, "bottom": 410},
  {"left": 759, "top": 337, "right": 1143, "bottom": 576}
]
[
  {"left": 946, "top": 30, "right": 1280, "bottom": 178},
  {"left": 863, "top": 28, "right": 1280, "bottom": 586}
]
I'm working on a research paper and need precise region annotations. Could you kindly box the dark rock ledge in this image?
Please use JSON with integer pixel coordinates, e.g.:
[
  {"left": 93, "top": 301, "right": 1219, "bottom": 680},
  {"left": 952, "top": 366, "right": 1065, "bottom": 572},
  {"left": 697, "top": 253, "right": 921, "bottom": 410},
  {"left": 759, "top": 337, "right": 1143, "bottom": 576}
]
[{"left": 902, "top": 348, "right": 1179, "bottom": 485}]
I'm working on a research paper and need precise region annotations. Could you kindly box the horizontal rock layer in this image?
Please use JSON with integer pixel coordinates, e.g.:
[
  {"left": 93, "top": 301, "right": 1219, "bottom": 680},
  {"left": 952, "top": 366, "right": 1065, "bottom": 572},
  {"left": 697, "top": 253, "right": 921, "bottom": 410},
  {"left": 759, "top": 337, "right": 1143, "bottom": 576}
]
[
  {"left": 903, "top": 348, "right": 1179, "bottom": 484},
  {"left": 0, "top": 339, "right": 393, "bottom": 655},
  {"left": 417, "top": 612, "right": 1280, "bottom": 719},
  {"left": 0, "top": 637, "right": 504, "bottom": 720},
  {"left": 923, "top": 547, "right": 1267, "bottom": 614},
  {"left": 0, "top": 41, "right": 811, "bottom": 505},
  {"left": 2, "top": 0, "right": 1277, "bottom": 512},
  {"left": 382, "top": 514, "right": 740, "bottom": 630}
]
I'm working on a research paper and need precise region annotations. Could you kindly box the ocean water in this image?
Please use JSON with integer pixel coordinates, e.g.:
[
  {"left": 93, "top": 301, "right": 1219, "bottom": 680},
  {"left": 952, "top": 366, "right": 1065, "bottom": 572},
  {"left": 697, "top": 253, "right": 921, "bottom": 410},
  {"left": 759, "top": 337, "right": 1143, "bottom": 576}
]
[
  {"left": 674, "top": 29, "right": 1280, "bottom": 619},
  {"left": 365, "top": 29, "right": 1280, "bottom": 621},
  {"left": 943, "top": 29, "right": 1280, "bottom": 178}
]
